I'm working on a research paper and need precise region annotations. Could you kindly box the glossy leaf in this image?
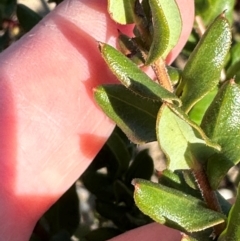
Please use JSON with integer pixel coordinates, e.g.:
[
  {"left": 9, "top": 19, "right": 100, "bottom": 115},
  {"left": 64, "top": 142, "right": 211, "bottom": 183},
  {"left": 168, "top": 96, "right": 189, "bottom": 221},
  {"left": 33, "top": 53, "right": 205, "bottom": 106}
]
[
  {"left": 17, "top": 4, "right": 42, "bottom": 32},
  {"left": 132, "top": 179, "right": 226, "bottom": 232},
  {"left": 201, "top": 80, "right": 240, "bottom": 189},
  {"left": 218, "top": 185, "right": 240, "bottom": 241},
  {"left": 99, "top": 43, "right": 181, "bottom": 105},
  {"left": 156, "top": 104, "right": 219, "bottom": 171},
  {"left": 94, "top": 84, "right": 160, "bottom": 144},
  {"left": 146, "top": 0, "right": 182, "bottom": 64},
  {"left": 179, "top": 13, "right": 231, "bottom": 113},
  {"left": 189, "top": 88, "right": 217, "bottom": 125},
  {"left": 108, "top": 0, "right": 135, "bottom": 24}
]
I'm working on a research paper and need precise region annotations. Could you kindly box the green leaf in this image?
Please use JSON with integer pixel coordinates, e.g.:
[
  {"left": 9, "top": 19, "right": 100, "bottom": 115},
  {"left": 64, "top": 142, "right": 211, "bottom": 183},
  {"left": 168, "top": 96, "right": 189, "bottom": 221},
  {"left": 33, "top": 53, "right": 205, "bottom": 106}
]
[
  {"left": 226, "top": 42, "right": 240, "bottom": 80},
  {"left": 108, "top": 0, "right": 135, "bottom": 24},
  {"left": 156, "top": 104, "right": 219, "bottom": 171},
  {"left": 0, "top": 0, "right": 16, "bottom": 18},
  {"left": 158, "top": 170, "right": 202, "bottom": 199},
  {"left": 188, "top": 88, "right": 217, "bottom": 125},
  {"left": 17, "top": 4, "right": 42, "bottom": 32},
  {"left": 179, "top": 13, "right": 231, "bottom": 113},
  {"left": 44, "top": 184, "right": 80, "bottom": 236},
  {"left": 106, "top": 132, "right": 131, "bottom": 178},
  {"left": 167, "top": 66, "right": 182, "bottom": 86},
  {"left": 94, "top": 84, "right": 160, "bottom": 144},
  {"left": 98, "top": 43, "right": 181, "bottom": 105},
  {"left": 132, "top": 179, "right": 226, "bottom": 232},
  {"left": 81, "top": 172, "right": 114, "bottom": 201},
  {"left": 218, "top": 185, "right": 240, "bottom": 241},
  {"left": 201, "top": 80, "right": 240, "bottom": 189},
  {"left": 125, "top": 149, "right": 154, "bottom": 184},
  {"left": 114, "top": 180, "right": 134, "bottom": 206},
  {"left": 195, "top": 0, "right": 235, "bottom": 25},
  {"left": 146, "top": 0, "right": 182, "bottom": 64}
]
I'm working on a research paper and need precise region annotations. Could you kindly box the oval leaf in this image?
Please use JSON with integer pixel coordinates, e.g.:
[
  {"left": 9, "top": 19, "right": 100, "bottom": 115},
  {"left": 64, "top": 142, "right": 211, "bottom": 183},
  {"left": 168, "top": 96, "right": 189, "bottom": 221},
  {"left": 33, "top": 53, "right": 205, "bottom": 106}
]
[
  {"left": 94, "top": 84, "right": 160, "bottom": 144},
  {"left": 132, "top": 179, "right": 226, "bottom": 232},
  {"left": 108, "top": 0, "right": 135, "bottom": 24},
  {"left": 201, "top": 80, "right": 240, "bottom": 189},
  {"left": 157, "top": 104, "right": 219, "bottom": 171},
  {"left": 179, "top": 13, "right": 232, "bottom": 113},
  {"left": 146, "top": 0, "right": 182, "bottom": 64},
  {"left": 106, "top": 132, "right": 131, "bottom": 178},
  {"left": 99, "top": 43, "right": 181, "bottom": 105}
]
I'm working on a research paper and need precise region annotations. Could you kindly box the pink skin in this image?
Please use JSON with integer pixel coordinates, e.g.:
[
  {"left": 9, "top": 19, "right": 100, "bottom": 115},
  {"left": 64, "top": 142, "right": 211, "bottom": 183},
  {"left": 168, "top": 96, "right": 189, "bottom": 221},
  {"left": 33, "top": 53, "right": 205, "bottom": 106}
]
[{"left": 0, "top": 0, "right": 194, "bottom": 240}]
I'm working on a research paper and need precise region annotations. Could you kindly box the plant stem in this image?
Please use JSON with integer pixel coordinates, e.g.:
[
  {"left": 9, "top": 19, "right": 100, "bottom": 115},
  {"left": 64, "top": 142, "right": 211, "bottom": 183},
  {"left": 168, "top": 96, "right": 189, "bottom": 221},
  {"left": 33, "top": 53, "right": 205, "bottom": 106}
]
[
  {"left": 152, "top": 57, "right": 173, "bottom": 92},
  {"left": 192, "top": 163, "right": 225, "bottom": 237}
]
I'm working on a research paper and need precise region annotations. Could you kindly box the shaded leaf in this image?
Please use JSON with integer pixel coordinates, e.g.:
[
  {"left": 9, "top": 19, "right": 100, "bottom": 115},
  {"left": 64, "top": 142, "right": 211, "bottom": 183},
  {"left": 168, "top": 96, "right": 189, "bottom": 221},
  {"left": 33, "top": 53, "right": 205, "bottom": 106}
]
[
  {"left": 84, "top": 228, "right": 121, "bottom": 241},
  {"left": 146, "top": 0, "right": 182, "bottom": 64},
  {"left": 201, "top": 80, "right": 240, "bottom": 189},
  {"left": 94, "top": 84, "right": 160, "bottom": 144},
  {"left": 226, "top": 42, "right": 240, "bottom": 81},
  {"left": 98, "top": 43, "right": 181, "bottom": 105},
  {"left": 195, "top": 0, "right": 235, "bottom": 25},
  {"left": 125, "top": 149, "right": 154, "bottom": 184},
  {"left": 17, "top": 4, "right": 42, "bottom": 32},
  {"left": 106, "top": 131, "right": 131, "bottom": 178},
  {"left": 81, "top": 172, "right": 114, "bottom": 201},
  {"left": 114, "top": 180, "right": 134, "bottom": 206},
  {"left": 179, "top": 13, "right": 231, "bottom": 113},
  {"left": 132, "top": 179, "right": 226, "bottom": 232},
  {"left": 0, "top": 0, "right": 16, "bottom": 18},
  {"left": 44, "top": 184, "right": 80, "bottom": 236}
]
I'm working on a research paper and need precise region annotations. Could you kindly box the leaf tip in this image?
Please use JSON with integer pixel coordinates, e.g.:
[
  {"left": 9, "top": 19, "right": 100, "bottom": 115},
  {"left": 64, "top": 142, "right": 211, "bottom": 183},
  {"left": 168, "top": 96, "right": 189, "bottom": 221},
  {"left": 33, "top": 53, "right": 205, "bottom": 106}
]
[{"left": 98, "top": 41, "right": 104, "bottom": 52}]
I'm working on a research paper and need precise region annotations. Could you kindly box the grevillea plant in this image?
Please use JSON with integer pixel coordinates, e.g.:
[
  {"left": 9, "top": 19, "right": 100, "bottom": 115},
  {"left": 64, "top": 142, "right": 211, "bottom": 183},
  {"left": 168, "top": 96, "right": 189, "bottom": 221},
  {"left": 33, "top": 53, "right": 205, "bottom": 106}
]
[{"left": 93, "top": 0, "right": 240, "bottom": 240}]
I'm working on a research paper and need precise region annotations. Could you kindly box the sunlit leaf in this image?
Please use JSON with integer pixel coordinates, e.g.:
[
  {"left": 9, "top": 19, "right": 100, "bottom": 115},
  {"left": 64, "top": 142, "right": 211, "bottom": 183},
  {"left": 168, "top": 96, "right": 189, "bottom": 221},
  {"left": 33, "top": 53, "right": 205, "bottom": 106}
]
[
  {"left": 145, "top": 0, "right": 182, "bottom": 64},
  {"left": 133, "top": 179, "right": 226, "bottom": 232},
  {"left": 179, "top": 13, "right": 231, "bottom": 113},
  {"left": 99, "top": 43, "right": 181, "bottom": 105},
  {"left": 108, "top": 0, "right": 135, "bottom": 24},
  {"left": 201, "top": 80, "right": 240, "bottom": 189},
  {"left": 156, "top": 104, "right": 219, "bottom": 171},
  {"left": 189, "top": 88, "right": 217, "bottom": 125}
]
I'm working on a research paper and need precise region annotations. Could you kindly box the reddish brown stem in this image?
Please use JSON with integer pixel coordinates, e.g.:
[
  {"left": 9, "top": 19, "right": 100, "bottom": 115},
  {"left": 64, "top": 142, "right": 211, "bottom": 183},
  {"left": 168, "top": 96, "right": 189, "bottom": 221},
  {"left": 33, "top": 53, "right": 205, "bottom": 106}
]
[
  {"left": 152, "top": 58, "right": 173, "bottom": 92},
  {"left": 192, "top": 163, "right": 225, "bottom": 237}
]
